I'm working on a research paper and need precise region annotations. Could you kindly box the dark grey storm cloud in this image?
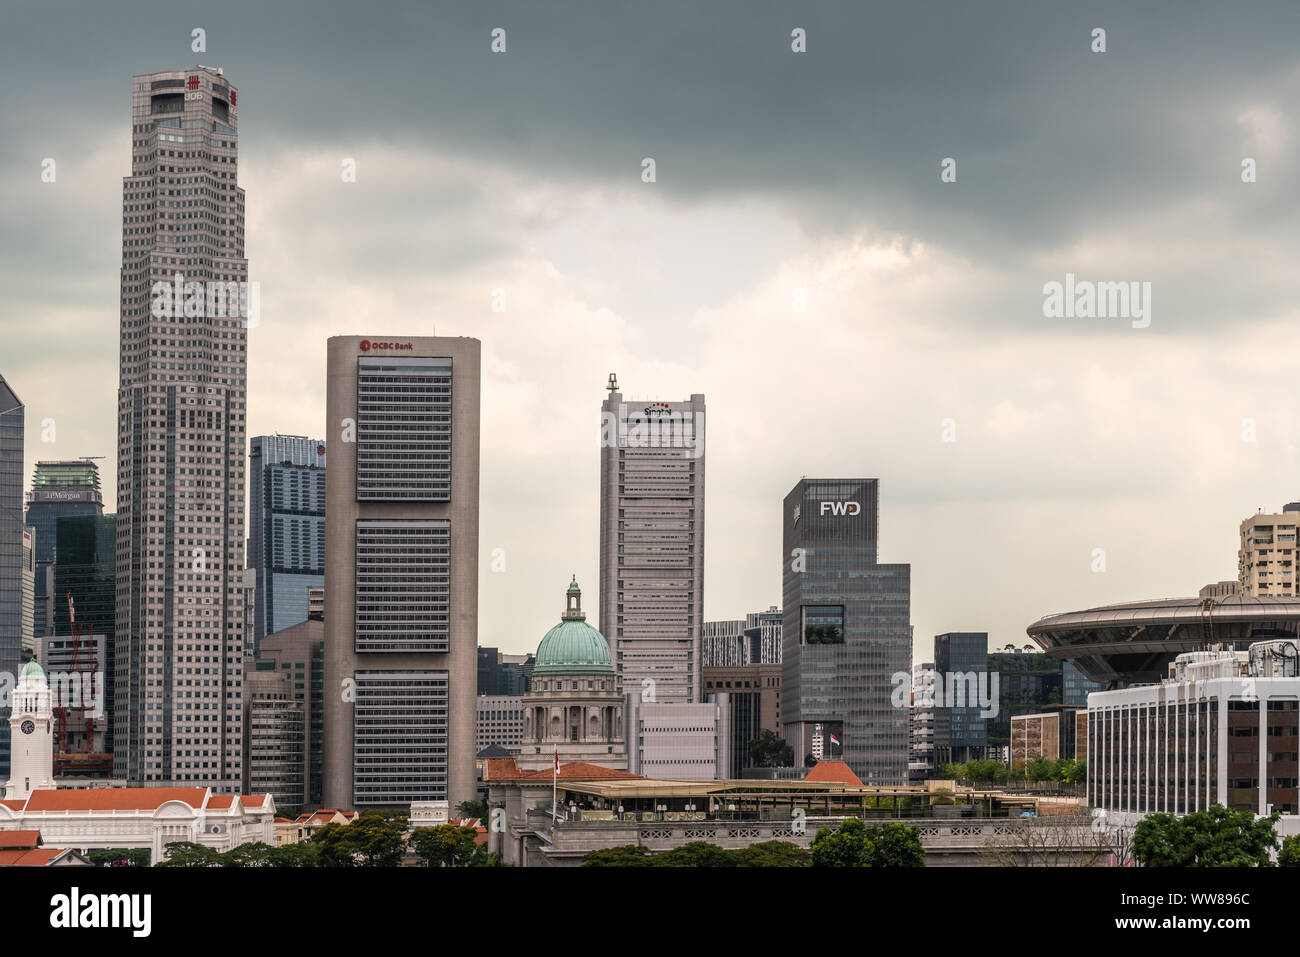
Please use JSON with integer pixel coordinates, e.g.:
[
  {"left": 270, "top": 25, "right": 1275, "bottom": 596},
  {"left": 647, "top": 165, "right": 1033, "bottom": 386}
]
[{"left": 4, "top": 1, "right": 1300, "bottom": 260}]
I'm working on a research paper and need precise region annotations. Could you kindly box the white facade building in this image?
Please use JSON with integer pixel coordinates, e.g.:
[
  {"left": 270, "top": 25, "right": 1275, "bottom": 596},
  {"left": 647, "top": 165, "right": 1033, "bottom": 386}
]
[
  {"left": 624, "top": 695, "right": 730, "bottom": 779},
  {"left": 1089, "top": 639, "right": 1300, "bottom": 837},
  {"left": 0, "top": 787, "right": 275, "bottom": 864}
]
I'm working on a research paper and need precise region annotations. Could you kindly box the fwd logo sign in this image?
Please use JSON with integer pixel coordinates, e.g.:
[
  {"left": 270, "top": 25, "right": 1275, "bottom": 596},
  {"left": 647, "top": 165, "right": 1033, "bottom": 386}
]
[{"left": 820, "top": 501, "right": 860, "bottom": 516}]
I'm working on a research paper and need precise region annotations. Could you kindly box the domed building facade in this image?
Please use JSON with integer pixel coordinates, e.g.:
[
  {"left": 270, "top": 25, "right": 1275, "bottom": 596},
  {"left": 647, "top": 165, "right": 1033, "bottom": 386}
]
[{"left": 516, "top": 579, "right": 626, "bottom": 772}]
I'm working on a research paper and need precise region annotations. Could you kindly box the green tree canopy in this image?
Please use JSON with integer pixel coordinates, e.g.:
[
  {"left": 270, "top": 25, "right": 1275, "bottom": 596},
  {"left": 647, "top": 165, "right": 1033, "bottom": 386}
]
[
  {"left": 310, "top": 811, "right": 409, "bottom": 867},
  {"left": 1132, "top": 805, "right": 1279, "bottom": 867},
  {"left": 409, "top": 824, "right": 502, "bottom": 867},
  {"left": 748, "top": 729, "right": 793, "bottom": 769}
]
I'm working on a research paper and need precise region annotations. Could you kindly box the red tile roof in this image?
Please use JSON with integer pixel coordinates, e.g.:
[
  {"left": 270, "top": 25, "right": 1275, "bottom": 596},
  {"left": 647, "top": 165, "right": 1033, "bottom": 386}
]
[
  {"left": 515, "top": 762, "right": 643, "bottom": 782},
  {"left": 484, "top": 758, "right": 523, "bottom": 781},
  {"left": 24, "top": 788, "right": 210, "bottom": 812},
  {"left": 803, "top": 760, "right": 863, "bottom": 786},
  {"left": 0, "top": 830, "right": 41, "bottom": 849},
  {"left": 207, "top": 795, "right": 235, "bottom": 809},
  {"left": 0, "top": 847, "right": 68, "bottom": 866},
  {"left": 0, "top": 800, "right": 25, "bottom": 812}
]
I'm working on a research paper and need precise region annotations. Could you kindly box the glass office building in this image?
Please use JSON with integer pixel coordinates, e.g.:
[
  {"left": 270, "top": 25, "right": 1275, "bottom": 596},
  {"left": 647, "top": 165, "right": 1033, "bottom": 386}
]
[
  {"left": 24, "top": 460, "right": 103, "bottom": 639},
  {"left": 932, "top": 631, "right": 990, "bottom": 765},
  {"left": 782, "top": 478, "right": 911, "bottom": 784},
  {"left": 0, "top": 375, "right": 26, "bottom": 778},
  {"left": 248, "top": 435, "right": 326, "bottom": 646}
]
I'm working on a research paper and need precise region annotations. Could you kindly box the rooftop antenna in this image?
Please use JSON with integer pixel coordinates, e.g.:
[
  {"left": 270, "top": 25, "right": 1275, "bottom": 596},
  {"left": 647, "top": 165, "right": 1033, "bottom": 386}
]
[{"left": 607, "top": 373, "right": 618, "bottom": 393}]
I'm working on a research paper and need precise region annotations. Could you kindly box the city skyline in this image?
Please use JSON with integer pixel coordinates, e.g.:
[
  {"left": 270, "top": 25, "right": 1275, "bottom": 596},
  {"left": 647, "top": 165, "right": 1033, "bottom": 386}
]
[{"left": 6, "top": 3, "right": 1300, "bottom": 668}]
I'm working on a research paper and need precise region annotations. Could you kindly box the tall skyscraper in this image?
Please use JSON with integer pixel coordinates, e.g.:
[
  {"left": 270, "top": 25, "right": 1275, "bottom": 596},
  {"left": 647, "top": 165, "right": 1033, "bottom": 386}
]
[
  {"left": 599, "top": 378, "right": 705, "bottom": 703},
  {"left": 323, "top": 336, "right": 480, "bottom": 809},
  {"left": 114, "top": 67, "right": 247, "bottom": 790},
  {"left": 0, "top": 375, "right": 27, "bottom": 778},
  {"left": 782, "top": 478, "right": 911, "bottom": 784},
  {"left": 248, "top": 435, "right": 326, "bottom": 644},
  {"left": 25, "top": 460, "right": 104, "bottom": 639}
]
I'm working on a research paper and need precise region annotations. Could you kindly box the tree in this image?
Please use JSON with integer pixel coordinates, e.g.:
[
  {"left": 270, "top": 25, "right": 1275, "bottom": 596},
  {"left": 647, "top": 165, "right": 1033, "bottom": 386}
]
[
  {"left": 748, "top": 729, "right": 793, "bottom": 769},
  {"left": 88, "top": 848, "right": 150, "bottom": 867},
  {"left": 732, "top": 841, "right": 811, "bottom": 867},
  {"left": 867, "top": 822, "right": 925, "bottom": 867},
  {"left": 653, "top": 841, "right": 737, "bottom": 867},
  {"left": 1026, "top": 758, "right": 1055, "bottom": 783},
  {"left": 157, "top": 842, "right": 223, "bottom": 867},
  {"left": 1132, "top": 806, "right": 1279, "bottom": 867},
  {"left": 409, "top": 824, "right": 501, "bottom": 867},
  {"left": 811, "top": 818, "right": 875, "bottom": 867},
  {"left": 980, "top": 815, "right": 1114, "bottom": 867},
  {"left": 1279, "top": 834, "right": 1300, "bottom": 867},
  {"left": 220, "top": 842, "right": 277, "bottom": 867},
  {"left": 582, "top": 844, "right": 653, "bottom": 867},
  {"left": 267, "top": 841, "right": 322, "bottom": 867},
  {"left": 456, "top": 800, "right": 488, "bottom": 821},
  {"left": 310, "top": 811, "right": 409, "bottom": 867}
]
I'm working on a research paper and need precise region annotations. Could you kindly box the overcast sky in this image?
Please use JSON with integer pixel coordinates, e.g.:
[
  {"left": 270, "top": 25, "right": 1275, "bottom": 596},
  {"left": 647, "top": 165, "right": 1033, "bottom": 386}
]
[{"left": 3, "top": 1, "right": 1300, "bottom": 660}]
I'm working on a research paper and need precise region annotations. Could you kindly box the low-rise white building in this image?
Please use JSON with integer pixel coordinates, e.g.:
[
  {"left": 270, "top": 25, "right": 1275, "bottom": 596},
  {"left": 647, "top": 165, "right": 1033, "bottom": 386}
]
[
  {"left": 0, "top": 787, "right": 277, "bottom": 864},
  {"left": 1089, "top": 638, "right": 1300, "bottom": 837},
  {"left": 625, "top": 695, "right": 731, "bottom": 779}
]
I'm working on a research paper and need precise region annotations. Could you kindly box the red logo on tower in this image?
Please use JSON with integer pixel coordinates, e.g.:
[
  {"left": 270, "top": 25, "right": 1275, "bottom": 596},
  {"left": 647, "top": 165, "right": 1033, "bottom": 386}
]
[
  {"left": 187, "top": 74, "right": 200, "bottom": 90},
  {"left": 360, "top": 340, "right": 371, "bottom": 351},
  {"left": 229, "top": 89, "right": 236, "bottom": 106}
]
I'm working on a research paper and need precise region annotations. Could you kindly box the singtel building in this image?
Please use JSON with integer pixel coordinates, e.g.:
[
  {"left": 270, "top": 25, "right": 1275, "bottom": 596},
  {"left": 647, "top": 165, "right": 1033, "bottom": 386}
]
[{"left": 323, "top": 336, "right": 480, "bottom": 810}]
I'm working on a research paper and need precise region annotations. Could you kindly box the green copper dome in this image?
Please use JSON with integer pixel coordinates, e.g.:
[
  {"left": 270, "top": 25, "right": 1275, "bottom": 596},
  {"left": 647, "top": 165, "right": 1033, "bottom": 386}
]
[
  {"left": 19, "top": 659, "right": 44, "bottom": 680},
  {"left": 533, "top": 578, "right": 613, "bottom": 676}
]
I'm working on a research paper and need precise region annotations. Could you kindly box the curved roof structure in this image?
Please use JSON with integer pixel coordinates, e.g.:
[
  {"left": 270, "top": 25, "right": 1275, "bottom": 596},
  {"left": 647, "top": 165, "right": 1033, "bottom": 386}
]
[
  {"left": 1027, "top": 594, "right": 1300, "bottom": 687},
  {"left": 533, "top": 579, "right": 614, "bottom": 677}
]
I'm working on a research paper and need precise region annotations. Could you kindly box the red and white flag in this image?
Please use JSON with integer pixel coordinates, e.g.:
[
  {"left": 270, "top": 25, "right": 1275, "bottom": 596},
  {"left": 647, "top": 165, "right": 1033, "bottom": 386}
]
[
  {"left": 554, "top": 747, "right": 560, "bottom": 774},
  {"left": 829, "top": 733, "right": 841, "bottom": 747}
]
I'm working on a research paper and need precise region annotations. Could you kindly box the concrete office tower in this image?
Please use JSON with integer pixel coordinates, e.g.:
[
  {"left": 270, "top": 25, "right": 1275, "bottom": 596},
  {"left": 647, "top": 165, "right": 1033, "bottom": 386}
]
[
  {"left": 248, "top": 435, "right": 326, "bottom": 644},
  {"left": 24, "top": 461, "right": 104, "bottom": 639},
  {"left": 324, "top": 336, "right": 480, "bottom": 810},
  {"left": 599, "top": 379, "right": 705, "bottom": 703},
  {"left": 1239, "top": 504, "right": 1300, "bottom": 596},
  {"left": 0, "top": 376, "right": 27, "bottom": 778},
  {"left": 782, "top": 479, "right": 911, "bottom": 784},
  {"left": 114, "top": 67, "right": 247, "bottom": 790}
]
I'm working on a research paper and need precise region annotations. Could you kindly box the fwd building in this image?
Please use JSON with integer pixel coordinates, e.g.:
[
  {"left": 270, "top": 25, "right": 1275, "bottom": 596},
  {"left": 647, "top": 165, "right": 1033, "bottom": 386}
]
[
  {"left": 782, "top": 479, "right": 911, "bottom": 785},
  {"left": 323, "top": 336, "right": 480, "bottom": 810}
]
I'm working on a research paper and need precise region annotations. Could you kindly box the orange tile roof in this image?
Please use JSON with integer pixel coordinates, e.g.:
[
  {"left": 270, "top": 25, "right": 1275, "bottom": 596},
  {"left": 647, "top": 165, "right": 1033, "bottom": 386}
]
[
  {"left": 0, "top": 830, "right": 41, "bottom": 849},
  {"left": 24, "top": 788, "right": 210, "bottom": 812},
  {"left": 515, "top": 762, "right": 643, "bottom": 782},
  {"left": 240, "top": 795, "right": 272, "bottom": 808},
  {"left": 207, "top": 795, "right": 235, "bottom": 809},
  {"left": 0, "top": 800, "right": 26, "bottom": 812},
  {"left": 484, "top": 758, "right": 523, "bottom": 781},
  {"left": 0, "top": 847, "right": 68, "bottom": 866},
  {"left": 803, "top": 760, "right": 863, "bottom": 786}
]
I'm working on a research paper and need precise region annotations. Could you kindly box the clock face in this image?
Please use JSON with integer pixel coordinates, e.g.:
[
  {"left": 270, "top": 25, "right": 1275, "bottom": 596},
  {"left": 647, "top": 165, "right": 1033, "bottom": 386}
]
[{"left": 19, "top": 720, "right": 34, "bottom": 735}]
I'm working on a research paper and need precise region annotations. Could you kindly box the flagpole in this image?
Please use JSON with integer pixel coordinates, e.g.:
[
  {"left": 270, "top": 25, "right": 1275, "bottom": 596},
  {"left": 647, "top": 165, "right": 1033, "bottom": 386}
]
[{"left": 553, "top": 746, "right": 558, "bottom": 826}]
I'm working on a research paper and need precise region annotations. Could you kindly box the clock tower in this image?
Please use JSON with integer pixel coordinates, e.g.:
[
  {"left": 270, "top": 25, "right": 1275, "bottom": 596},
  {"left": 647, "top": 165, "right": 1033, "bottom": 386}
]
[{"left": 5, "top": 660, "right": 54, "bottom": 800}]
